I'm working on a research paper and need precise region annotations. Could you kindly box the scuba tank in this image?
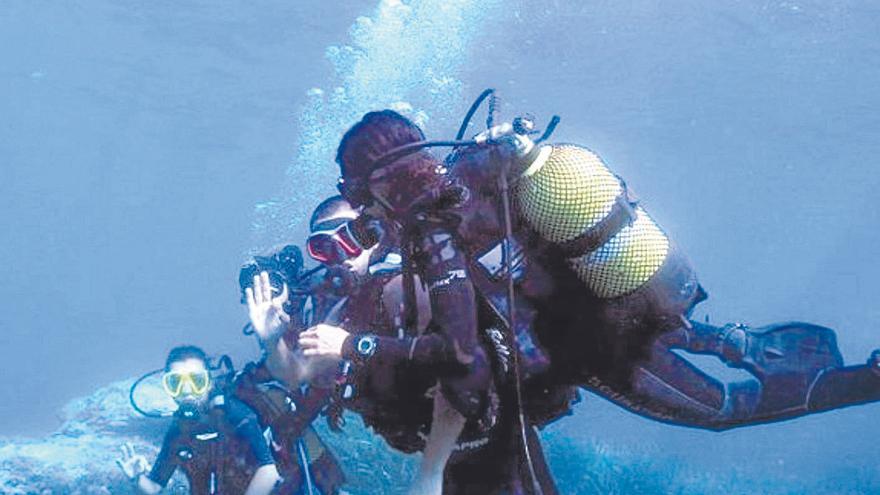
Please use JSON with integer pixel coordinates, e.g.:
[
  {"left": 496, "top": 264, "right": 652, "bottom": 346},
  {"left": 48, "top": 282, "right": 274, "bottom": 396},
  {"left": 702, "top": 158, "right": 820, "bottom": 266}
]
[
  {"left": 437, "top": 92, "right": 705, "bottom": 338},
  {"left": 508, "top": 137, "right": 705, "bottom": 336},
  {"left": 513, "top": 144, "right": 669, "bottom": 298}
]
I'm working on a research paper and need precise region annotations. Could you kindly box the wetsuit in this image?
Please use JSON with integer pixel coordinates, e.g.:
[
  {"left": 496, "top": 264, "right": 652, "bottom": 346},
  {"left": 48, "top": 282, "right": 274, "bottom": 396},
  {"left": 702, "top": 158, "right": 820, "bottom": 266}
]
[
  {"left": 329, "top": 260, "right": 435, "bottom": 453},
  {"left": 340, "top": 215, "right": 491, "bottom": 421},
  {"left": 147, "top": 395, "right": 276, "bottom": 494},
  {"left": 232, "top": 361, "right": 346, "bottom": 494}
]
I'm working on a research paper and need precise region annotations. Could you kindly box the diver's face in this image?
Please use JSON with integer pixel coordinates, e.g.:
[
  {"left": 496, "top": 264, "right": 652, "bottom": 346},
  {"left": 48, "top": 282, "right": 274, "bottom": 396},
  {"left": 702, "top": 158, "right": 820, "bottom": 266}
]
[{"left": 166, "top": 358, "right": 211, "bottom": 408}]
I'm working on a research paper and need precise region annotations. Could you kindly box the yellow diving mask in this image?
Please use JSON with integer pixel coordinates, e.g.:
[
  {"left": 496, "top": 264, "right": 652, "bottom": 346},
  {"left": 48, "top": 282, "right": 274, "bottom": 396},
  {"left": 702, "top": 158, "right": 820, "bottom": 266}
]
[{"left": 162, "top": 369, "right": 211, "bottom": 398}]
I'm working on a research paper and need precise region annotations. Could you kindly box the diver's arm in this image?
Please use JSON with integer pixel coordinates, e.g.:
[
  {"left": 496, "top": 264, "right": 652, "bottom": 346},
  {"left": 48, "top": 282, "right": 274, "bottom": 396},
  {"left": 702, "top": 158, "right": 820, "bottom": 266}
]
[
  {"left": 408, "top": 387, "right": 466, "bottom": 495},
  {"left": 246, "top": 271, "right": 300, "bottom": 385},
  {"left": 224, "top": 397, "right": 283, "bottom": 494},
  {"left": 300, "top": 229, "right": 491, "bottom": 417},
  {"left": 403, "top": 226, "right": 491, "bottom": 419},
  {"left": 116, "top": 429, "right": 177, "bottom": 493},
  {"left": 345, "top": 332, "right": 468, "bottom": 370},
  {"left": 244, "top": 464, "right": 282, "bottom": 495},
  {"left": 116, "top": 445, "right": 162, "bottom": 495},
  {"left": 263, "top": 331, "right": 301, "bottom": 387},
  {"left": 135, "top": 475, "right": 163, "bottom": 495},
  {"left": 301, "top": 324, "right": 469, "bottom": 370}
]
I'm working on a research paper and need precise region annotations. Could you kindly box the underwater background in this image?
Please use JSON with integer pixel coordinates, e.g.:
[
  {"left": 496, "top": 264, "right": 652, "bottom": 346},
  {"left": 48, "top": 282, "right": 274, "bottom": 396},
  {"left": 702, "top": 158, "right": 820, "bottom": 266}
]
[{"left": 2, "top": 0, "right": 879, "bottom": 493}]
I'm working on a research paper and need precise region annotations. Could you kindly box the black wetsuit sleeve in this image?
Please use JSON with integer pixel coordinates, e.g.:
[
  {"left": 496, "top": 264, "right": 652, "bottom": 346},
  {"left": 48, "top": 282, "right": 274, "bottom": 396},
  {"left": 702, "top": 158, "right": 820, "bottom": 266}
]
[
  {"left": 343, "top": 225, "right": 490, "bottom": 418},
  {"left": 343, "top": 331, "right": 462, "bottom": 372},
  {"left": 146, "top": 422, "right": 181, "bottom": 487},
  {"left": 225, "top": 397, "right": 276, "bottom": 467}
]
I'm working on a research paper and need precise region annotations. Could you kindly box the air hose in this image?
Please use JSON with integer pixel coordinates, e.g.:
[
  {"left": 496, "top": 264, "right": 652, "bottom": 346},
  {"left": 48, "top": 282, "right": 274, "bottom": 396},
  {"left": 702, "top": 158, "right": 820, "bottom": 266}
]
[
  {"left": 455, "top": 88, "right": 496, "bottom": 140},
  {"left": 499, "top": 152, "right": 544, "bottom": 495},
  {"left": 129, "top": 368, "right": 172, "bottom": 419}
]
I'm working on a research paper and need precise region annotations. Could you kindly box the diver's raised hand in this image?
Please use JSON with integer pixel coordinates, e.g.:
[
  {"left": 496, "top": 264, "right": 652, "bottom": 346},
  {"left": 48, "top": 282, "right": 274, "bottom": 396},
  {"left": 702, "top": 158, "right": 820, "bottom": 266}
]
[
  {"left": 115, "top": 442, "right": 150, "bottom": 480},
  {"left": 298, "top": 324, "right": 350, "bottom": 358},
  {"left": 245, "top": 271, "right": 291, "bottom": 344}
]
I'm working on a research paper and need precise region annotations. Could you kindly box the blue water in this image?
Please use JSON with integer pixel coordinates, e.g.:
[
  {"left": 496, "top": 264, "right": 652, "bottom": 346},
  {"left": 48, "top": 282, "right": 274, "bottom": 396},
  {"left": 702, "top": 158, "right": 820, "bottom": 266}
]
[{"left": 2, "top": 0, "right": 879, "bottom": 492}]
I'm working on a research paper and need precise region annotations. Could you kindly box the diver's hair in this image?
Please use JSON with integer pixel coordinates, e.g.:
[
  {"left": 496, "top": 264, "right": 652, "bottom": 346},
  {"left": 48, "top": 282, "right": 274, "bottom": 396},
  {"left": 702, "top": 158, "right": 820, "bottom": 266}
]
[
  {"left": 309, "top": 195, "right": 357, "bottom": 232},
  {"left": 165, "top": 345, "right": 208, "bottom": 371},
  {"left": 336, "top": 110, "right": 426, "bottom": 180}
]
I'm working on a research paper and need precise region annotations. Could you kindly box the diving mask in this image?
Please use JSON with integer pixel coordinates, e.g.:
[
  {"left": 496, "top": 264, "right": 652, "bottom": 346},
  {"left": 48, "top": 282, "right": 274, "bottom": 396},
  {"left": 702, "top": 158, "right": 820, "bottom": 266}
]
[
  {"left": 307, "top": 222, "right": 364, "bottom": 265},
  {"left": 162, "top": 369, "right": 211, "bottom": 398}
]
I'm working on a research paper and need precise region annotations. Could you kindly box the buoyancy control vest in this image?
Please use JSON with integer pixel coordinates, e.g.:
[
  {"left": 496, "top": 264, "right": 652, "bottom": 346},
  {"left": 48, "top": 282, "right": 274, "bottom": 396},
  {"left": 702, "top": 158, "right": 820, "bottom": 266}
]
[
  {"left": 231, "top": 361, "right": 346, "bottom": 494},
  {"left": 170, "top": 395, "right": 261, "bottom": 495}
]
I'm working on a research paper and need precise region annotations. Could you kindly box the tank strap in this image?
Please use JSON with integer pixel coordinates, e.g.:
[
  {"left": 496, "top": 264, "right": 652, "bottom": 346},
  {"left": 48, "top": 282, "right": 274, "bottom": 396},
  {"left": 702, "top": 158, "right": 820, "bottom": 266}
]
[{"left": 555, "top": 179, "right": 638, "bottom": 258}]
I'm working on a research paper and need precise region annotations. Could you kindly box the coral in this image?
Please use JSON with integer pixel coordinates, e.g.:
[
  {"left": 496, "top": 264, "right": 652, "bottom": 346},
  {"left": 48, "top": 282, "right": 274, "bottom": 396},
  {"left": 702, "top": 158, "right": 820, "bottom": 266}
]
[{"left": 0, "top": 379, "right": 175, "bottom": 495}]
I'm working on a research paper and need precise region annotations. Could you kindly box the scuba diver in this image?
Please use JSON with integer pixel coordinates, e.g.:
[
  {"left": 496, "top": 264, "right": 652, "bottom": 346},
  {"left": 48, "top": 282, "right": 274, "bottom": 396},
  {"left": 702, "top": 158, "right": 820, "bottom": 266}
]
[
  {"left": 302, "top": 96, "right": 880, "bottom": 492},
  {"left": 246, "top": 196, "right": 561, "bottom": 494},
  {"left": 116, "top": 345, "right": 281, "bottom": 494},
  {"left": 237, "top": 246, "right": 347, "bottom": 494},
  {"left": 243, "top": 200, "right": 451, "bottom": 491},
  {"left": 300, "top": 195, "right": 438, "bottom": 455},
  {"left": 299, "top": 151, "right": 568, "bottom": 493}
]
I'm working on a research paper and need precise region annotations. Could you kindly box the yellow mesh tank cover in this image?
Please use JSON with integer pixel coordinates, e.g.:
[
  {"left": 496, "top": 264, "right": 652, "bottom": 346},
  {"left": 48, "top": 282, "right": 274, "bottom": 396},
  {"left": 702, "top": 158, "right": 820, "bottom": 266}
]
[
  {"left": 515, "top": 144, "right": 623, "bottom": 244},
  {"left": 568, "top": 207, "right": 670, "bottom": 298},
  {"left": 514, "top": 144, "right": 670, "bottom": 298}
]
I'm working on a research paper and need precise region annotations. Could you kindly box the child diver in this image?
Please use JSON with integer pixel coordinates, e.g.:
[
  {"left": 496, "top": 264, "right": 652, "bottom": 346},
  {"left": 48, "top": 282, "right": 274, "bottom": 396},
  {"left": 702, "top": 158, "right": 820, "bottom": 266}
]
[{"left": 116, "top": 345, "right": 281, "bottom": 494}]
